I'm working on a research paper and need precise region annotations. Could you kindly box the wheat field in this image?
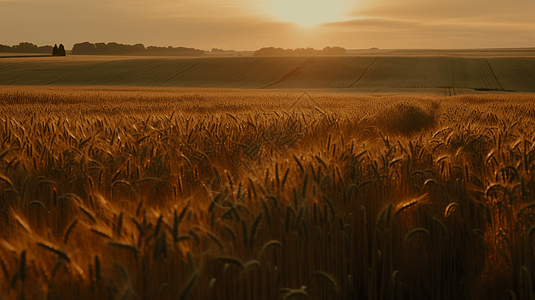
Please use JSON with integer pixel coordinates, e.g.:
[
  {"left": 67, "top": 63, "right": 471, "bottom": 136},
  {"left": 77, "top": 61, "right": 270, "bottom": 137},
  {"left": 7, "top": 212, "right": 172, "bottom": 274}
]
[{"left": 1, "top": 86, "right": 535, "bottom": 299}]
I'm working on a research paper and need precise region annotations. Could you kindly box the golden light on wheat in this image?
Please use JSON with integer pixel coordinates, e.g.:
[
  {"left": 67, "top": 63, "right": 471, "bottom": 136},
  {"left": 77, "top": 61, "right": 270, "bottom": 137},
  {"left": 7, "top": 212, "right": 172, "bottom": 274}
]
[{"left": 0, "top": 88, "right": 535, "bottom": 299}]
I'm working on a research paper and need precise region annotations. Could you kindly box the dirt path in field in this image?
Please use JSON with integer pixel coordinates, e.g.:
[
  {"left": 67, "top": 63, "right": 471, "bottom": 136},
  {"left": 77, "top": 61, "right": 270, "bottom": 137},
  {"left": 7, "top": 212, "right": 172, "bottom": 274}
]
[{"left": 1, "top": 55, "right": 534, "bottom": 94}]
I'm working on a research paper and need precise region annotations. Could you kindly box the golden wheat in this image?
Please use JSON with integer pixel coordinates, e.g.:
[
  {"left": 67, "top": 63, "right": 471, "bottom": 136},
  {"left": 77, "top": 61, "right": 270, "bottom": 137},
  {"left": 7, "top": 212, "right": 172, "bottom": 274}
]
[{"left": 0, "top": 88, "right": 534, "bottom": 299}]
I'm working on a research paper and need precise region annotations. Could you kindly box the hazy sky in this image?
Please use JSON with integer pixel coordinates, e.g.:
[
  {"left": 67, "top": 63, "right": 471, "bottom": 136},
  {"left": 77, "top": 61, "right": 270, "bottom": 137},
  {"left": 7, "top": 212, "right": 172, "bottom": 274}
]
[{"left": 1, "top": 0, "right": 534, "bottom": 50}]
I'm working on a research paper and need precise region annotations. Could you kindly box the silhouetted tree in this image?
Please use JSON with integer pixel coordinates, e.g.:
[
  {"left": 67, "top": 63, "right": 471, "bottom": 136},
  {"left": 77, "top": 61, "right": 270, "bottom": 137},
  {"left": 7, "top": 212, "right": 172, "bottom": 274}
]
[
  {"left": 58, "top": 44, "right": 66, "bottom": 56},
  {"left": 52, "top": 44, "right": 66, "bottom": 56}
]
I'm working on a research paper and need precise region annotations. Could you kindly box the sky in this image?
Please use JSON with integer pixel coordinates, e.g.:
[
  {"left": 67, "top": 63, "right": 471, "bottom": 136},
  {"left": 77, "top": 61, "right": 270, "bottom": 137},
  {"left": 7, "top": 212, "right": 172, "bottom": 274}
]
[{"left": 1, "top": 0, "right": 534, "bottom": 50}]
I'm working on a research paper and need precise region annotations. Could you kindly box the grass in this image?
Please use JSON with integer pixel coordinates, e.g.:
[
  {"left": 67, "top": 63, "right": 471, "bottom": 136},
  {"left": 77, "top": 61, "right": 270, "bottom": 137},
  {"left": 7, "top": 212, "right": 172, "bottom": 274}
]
[{"left": 0, "top": 88, "right": 535, "bottom": 299}]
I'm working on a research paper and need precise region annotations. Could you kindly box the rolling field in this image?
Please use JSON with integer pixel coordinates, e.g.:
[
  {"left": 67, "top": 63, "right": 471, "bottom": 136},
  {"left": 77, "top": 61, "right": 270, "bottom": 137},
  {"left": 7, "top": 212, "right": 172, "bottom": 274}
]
[
  {"left": 1, "top": 50, "right": 535, "bottom": 299},
  {"left": 1, "top": 87, "right": 535, "bottom": 299},
  {"left": 1, "top": 55, "right": 535, "bottom": 94}
]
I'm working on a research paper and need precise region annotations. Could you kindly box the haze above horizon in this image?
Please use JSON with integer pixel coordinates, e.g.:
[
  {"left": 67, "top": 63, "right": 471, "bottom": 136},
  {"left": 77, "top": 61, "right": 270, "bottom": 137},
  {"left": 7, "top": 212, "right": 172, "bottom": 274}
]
[{"left": 1, "top": 0, "right": 534, "bottom": 51}]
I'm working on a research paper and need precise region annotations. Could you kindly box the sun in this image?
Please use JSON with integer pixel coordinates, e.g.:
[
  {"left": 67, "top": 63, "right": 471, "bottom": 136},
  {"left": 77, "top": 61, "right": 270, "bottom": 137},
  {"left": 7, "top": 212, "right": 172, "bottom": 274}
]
[{"left": 268, "top": 0, "right": 352, "bottom": 27}]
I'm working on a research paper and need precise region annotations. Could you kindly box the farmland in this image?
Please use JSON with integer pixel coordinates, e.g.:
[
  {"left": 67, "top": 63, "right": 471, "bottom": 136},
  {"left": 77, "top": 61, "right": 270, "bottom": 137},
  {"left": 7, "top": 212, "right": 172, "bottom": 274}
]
[
  {"left": 1, "top": 54, "right": 535, "bottom": 94},
  {"left": 1, "top": 86, "right": 535, "bottom": 299}
]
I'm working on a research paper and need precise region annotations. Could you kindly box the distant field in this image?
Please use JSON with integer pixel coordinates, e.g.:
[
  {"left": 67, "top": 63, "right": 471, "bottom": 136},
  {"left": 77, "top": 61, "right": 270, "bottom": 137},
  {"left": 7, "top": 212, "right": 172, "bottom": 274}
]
[
  {"left": 345, "top": 47, "right": 535, "bottom": 57},
  {"left": 1, "top": 54, "right": 535, "bottom": 95}
]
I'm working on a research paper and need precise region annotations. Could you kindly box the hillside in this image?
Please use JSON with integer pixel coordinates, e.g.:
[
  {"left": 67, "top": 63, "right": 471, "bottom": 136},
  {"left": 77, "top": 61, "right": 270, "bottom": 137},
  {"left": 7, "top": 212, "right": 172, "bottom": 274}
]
[{"left": 1, "top": 56, "right": 535, "bottom": 94}]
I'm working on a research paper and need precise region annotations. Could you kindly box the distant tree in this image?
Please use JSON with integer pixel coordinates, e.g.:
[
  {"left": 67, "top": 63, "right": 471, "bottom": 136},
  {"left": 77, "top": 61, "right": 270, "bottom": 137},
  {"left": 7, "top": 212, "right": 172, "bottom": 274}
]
[
  {"left": 72, "top": 42, "right": 96, "bottom": 54},
  {"left": 254, "top": 46, "right": 346, "bottom": 57},
  {"left": 212, "top": 48, "right": 236, "bottom": 53},
  {"left": 0, "top": 44, "right": 11, "bottom": 52},
  {"left": 294, "top": 47, "right": 317, "bottom": 56},
  {"left": 0, "top": 42, "right": 52, "bottom": 54},
  {"left": 146, "top": 45, "right": 204, "bottom": 56},
  {"left": 12, "top": 42, "right": 39, "bottom": 53},
  {"left": 322, "top": 46, "right": 346, "bottom": 55},
  {"left": 71, "top": 41, "right": 202, "bottom": 56},
  {"left": 105, "top": 42, "right": 120, "bottom": 53},
  {"left": 38, "top": 45, "right": 53, "bottom": 53},
  {"left": 132, "top": 43, "right": 145, "bottom": 53},
  {"left": 52, "top": 44, "right": 59, "bottom": 56},
  {"left": 95, "top": 42, "right": 106, "bottom": 54},
  {"left": 58, "top": 44, "right": 66, "bottom": 56},
  {"left": 254, "top": 47, "right": 290, "bottom": 56}
]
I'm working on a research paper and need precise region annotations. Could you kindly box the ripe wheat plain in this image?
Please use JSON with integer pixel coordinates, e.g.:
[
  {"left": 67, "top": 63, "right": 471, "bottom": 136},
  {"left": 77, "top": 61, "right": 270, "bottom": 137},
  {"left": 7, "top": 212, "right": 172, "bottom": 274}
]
[{"left": 1, "top": 86, "right": 535, "bottom": 299}]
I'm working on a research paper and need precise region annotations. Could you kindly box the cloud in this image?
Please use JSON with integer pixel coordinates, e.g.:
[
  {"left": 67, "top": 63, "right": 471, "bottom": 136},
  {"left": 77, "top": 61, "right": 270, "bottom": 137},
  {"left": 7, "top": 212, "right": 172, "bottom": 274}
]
[
  {"left": 322, "top": 17, "right": 421, "bottom": 30},
  {"left": 317, "top": 15, "right": 535, "bottom": 49},
  {"left": 323, "top": 16, "right": 535, "bottom": 33},
  {"left": 350, "top": 0, "right": 535, "bottom": 25}
]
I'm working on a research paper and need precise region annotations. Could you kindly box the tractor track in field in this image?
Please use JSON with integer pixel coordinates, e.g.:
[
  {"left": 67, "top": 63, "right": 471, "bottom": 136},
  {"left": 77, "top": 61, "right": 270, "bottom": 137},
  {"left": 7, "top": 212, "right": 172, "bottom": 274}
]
[
  {"left": 364, "top": 57, "right": 388, "bottom": 87},
  {"left": 485, "top": 58, "right": 505, "bottom": 91},
  {"left": 161, "top": 60, "right": 202, "bottom": 84},
  {"left": 262, "top": 57, "right": 313, "bottom": 88},
  {"left": 451, "top": 57, "right": 457, "bottom": 96},
  {"left": 220, "top": 58, "right": 260, "bottom": 86},
  {"left": 321, "top": 57, "right": 360, "bottom": 88},
  {"left": 45, "top": 71, "right": 80, "bottom": 85},
  {"left": 348, "top": 57, "right": 379, "bottom": 88}
]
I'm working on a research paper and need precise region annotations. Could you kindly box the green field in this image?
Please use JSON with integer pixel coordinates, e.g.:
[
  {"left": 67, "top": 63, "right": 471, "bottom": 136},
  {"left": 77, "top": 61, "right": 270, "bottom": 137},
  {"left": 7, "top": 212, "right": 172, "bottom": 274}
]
[{"left": 1, "top": 55, "right": 535, "bottom": 95}]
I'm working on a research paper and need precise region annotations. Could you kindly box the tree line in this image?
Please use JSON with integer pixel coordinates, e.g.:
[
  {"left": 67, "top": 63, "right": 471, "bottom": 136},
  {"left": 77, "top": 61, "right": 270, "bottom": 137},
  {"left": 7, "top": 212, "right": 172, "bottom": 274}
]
[
  {"left": 253, "top": 46, "right": 346, "bottom": 56},
  {"left": 0, "top": 42, "right": 54, "bottom": 54},
  {"left": 71, "top": 42, "right": 204, "bottom": 56},
  {"left": 0, "top": 42, "right": 66, "bottom": 56}
]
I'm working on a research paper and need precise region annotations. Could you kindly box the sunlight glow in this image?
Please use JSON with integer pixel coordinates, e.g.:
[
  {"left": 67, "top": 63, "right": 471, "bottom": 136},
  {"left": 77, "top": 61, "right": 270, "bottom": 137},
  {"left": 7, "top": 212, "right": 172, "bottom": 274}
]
[{"left": 268, "top": 0, "right": 352, "bottom": 27}]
